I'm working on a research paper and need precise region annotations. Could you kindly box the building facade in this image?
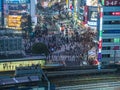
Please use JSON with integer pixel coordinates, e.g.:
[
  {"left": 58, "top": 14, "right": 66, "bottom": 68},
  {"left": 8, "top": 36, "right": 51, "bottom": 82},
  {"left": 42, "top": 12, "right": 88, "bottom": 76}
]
[
  {"left": 98, "top": 0, "right": 120, "bottom": 65},
  {"left": 3, "top": 0, "right": 36, "bottom": 30},
  {"left": 0, "top": 0, "right": 4, "bottom": 28},
  {"left": 0, "top": 37, "right": 23, "bottom": 55},
  {"left": 75, "top": 0, "right": 98, "bottom": 30}
]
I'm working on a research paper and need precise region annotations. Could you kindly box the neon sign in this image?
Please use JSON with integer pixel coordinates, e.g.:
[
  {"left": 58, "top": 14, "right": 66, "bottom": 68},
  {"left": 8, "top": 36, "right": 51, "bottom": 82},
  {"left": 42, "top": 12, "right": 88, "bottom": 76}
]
[{"left": 112, "top": 12, "right": 120, "bottom": 16}]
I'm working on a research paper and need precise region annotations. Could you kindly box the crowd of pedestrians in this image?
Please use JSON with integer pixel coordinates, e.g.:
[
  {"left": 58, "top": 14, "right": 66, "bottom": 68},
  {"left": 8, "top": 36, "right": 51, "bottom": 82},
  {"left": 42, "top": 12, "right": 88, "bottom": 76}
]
[{"left": 22, "top": 1, "right": 97, "bottom": 66}]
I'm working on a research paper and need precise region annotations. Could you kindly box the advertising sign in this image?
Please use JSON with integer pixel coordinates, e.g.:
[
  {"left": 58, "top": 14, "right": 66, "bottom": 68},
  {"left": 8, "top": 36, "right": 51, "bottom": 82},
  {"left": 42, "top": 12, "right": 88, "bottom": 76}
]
[
  {"left": 104, "top": 0, "right": 120, "bottom": 6},
  {"left": 5, "top": 0, "right": 30, "bottom": 4},
  {"left": 112, "top": 12, "right": 120, "bottom": 16},
  {"left": 86, "top": 0, "right": 98, "bottom": 6},
  {"left": 88, "top": 21, "right": 97, "bottom": 26},
  {"left": 7, "top": 15, "right": 21, "bottom": 27},
  {"left": 0, "top": 59, "right": 45, "bottom": 71}
]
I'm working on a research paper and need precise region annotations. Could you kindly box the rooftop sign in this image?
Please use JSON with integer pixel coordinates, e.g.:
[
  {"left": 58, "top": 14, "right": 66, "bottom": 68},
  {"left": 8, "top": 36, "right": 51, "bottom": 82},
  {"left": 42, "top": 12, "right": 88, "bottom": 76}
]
[{"left": 103, "top": 0, "right": 120, "bottom": 6}]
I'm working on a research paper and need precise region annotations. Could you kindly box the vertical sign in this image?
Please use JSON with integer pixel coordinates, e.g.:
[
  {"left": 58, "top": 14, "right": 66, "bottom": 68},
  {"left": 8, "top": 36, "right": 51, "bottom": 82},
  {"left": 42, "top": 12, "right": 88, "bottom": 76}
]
[
  {"left": 66, "top": 0, "right": 68, "bottom": 8},
  {"left": 98, "top": 7, "right": 103, "bottom": 69},
  {"left": 84, "top": 6, "right": 88, "bottom": 24}
]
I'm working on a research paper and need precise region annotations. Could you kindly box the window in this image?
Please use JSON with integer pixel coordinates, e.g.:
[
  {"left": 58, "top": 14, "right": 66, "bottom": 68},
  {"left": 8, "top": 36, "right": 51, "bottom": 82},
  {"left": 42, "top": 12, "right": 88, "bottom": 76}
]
[
  {"left": 114, "top": 38, "right": 120, "bottom": 43},
  {"left": 103, "top": 39, "right": 112, "bottom": 42},
  {"left": 102, "top": 46, "right": 111, "bottom": 50},
  {"left": 103, "top": 30, "right": 120, "bottom": 34},
  {"left": 103, "top": 21, "right": 120, "bottom": 24},
  {"left": 102, "top": 54, "right": 110, "bottom": 58},
  {"left": 104, "top": 12, "right": 110, "bottom": 15}
]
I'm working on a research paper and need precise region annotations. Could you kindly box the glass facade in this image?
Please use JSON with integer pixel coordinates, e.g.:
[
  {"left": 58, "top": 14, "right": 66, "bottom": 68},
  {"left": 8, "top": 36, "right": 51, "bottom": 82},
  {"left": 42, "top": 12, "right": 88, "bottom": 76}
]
[
  {"left": 0, "top": 0, "right": 2, "bottom": 26},
  {"left": 99, "top": 5, "right": 120, "bottom": 64}
]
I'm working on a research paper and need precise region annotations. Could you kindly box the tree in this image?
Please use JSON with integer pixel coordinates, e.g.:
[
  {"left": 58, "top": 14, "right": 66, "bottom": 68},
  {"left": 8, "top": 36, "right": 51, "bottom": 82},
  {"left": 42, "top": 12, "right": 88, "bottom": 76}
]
[{"left": 31, "top": 43, "right": 50, "bottom": 56}]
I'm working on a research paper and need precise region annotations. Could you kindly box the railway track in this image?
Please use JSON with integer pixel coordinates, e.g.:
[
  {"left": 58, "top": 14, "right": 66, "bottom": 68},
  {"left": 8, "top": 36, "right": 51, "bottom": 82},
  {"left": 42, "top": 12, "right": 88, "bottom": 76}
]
[
  {"left": 56, "top": 81, "right": 120, "bottom": 90},
  {"left": 49, "top": 74, "right": 120, "bottom": 87},
  {"left": 45, "top": 68, "right": 117, "bottom": 77},
  {"left": 45, "top": 68, "right": 119, "bottom": 88}
]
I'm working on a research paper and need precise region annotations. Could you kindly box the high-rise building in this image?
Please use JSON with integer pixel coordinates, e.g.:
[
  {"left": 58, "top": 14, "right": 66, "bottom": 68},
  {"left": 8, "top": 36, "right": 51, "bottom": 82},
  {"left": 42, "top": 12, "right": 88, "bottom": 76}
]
[
  {"left": 0, "top": 0, "right": 3, "bottom": 28},
  {"left": 3, "top": 0, "right": 37, "bottom": 30},
  {"left": 98, "top": 0, "right": 120, "bottom": 65},
  {"left": 76, "top": 0, "right": 98, "bottom": 30}
]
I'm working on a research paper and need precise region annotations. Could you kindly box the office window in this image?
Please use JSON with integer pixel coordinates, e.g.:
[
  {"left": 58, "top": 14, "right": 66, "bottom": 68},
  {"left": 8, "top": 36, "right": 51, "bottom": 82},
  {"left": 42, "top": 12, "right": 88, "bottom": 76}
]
[
  {"left": 102, "top": 54, "right": 110, "bottom": 58},
  {"left": 103, "top": 12, "right": 110, "bottom": 15},
  {"left": 103, "top": 39, "right": 112, "bottom": 42},
  {"left": 102, "top": 46, "right": 111, "bottom": 50},
  {"left": 103, "top": 30, "right": 120, "bottom": 34},
  {"left": 103, "top": 21, "right": 120, "bottom": 24}
]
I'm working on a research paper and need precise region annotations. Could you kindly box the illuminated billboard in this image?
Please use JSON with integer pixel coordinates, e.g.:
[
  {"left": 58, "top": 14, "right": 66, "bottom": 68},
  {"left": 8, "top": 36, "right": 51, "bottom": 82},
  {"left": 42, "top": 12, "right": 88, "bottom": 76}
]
[
  {"left": 102, "top": 0, "right": 120, "bottom": 6},
  {"left": 86, "top": 0, "right": 98, "bottom": 6},
  {"left": 112, "top": 12, "right": 120, "bottom": 16},
  {"left": 0, "top": 59, "right": 45, "bottom": 72},
  {"left": 7, "top": 15, "right": 21, "bottom": 27}
]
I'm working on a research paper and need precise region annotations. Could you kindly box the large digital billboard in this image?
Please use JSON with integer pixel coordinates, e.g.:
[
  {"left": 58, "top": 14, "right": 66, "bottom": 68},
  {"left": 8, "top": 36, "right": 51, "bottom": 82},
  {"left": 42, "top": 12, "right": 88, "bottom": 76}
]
[
  {"left": 7, "top": 15, "right": 21, "bottom": 27},
  {"left": 86, "top": 0, "right": 98, "bottom": 6}
]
